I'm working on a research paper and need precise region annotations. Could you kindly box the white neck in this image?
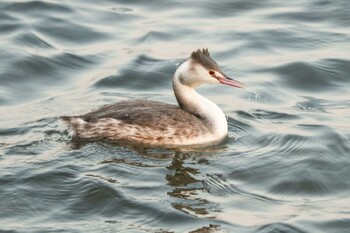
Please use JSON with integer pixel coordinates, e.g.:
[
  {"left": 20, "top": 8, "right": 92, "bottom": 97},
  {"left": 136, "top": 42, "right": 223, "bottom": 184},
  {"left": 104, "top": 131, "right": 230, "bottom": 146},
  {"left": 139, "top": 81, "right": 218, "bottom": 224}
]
[{"left": 172, "top": 61, "right": 228, "bottom": 139}]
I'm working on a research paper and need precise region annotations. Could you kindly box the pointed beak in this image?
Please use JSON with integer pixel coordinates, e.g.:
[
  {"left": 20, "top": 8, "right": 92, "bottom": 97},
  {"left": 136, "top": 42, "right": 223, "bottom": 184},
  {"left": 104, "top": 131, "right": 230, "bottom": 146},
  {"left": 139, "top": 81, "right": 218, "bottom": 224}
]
[{"left": 217, "top": 74, "right": 245, "bottom": 88}]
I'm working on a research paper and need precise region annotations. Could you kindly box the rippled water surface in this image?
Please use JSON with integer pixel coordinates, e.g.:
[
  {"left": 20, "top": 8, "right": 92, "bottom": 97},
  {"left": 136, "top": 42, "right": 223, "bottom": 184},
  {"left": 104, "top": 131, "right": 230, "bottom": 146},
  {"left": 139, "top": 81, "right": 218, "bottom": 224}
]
[{"left": 1, "top": 0, "right": 350, "bottom": 232}]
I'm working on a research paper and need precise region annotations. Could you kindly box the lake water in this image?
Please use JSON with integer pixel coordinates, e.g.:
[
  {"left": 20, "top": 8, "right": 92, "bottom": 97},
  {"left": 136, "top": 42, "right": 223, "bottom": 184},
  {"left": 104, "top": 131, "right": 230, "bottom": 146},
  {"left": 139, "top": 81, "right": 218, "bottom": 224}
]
[{"left": 1, "top": 0, "right": 350, "bottom": 232}]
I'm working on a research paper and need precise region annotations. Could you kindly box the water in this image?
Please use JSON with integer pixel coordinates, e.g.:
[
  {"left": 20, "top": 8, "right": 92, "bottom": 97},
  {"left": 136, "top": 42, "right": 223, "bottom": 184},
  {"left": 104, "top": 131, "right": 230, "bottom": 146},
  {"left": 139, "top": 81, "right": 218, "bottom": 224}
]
[{"left": 1, "top": 0, "right": 350, "bottom": 232}]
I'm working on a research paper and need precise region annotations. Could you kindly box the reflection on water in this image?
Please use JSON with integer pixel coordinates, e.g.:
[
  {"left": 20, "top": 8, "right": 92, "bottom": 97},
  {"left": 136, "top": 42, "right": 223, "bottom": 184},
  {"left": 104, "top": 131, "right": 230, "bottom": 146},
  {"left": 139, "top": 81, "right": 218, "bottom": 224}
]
[
  {"left": 1, "top": 0, "right": 350, "bottom": 232},
  {"left": 166, "top": 154, "right": 213, "bottom": 217}
]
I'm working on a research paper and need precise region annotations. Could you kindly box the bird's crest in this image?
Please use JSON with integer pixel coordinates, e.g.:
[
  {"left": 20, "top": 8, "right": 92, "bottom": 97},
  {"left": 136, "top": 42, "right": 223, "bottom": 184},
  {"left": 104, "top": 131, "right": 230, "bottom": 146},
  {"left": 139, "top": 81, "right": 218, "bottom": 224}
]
[
  {"left": 190, "top": 48, "right": 221, "bottom": 71},
  {"left": 191, "top": 48, "right": 210, "bottom": 60}
]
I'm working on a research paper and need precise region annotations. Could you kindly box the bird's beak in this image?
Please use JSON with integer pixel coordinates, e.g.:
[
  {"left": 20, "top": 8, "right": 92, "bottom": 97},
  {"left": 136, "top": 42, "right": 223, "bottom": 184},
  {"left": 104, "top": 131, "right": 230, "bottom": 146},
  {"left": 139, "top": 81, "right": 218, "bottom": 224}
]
[{"left": 217, "top": 74, "right": 245, "bottom": 88}]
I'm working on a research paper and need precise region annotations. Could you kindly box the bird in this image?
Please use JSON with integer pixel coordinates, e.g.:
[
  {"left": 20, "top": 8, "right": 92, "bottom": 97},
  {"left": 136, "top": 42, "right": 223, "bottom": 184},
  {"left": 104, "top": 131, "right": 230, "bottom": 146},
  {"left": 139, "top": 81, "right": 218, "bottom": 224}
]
[{"left": 61, "top": 49, "right": 245, "bottom": 148}]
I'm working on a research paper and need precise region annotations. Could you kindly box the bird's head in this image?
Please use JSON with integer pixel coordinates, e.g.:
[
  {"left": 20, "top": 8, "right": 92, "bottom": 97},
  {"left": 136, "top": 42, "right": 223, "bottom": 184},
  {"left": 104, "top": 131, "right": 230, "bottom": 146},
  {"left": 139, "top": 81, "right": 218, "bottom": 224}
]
[{"left": 175, "top": 49, "right": 245, "bottom": 88}]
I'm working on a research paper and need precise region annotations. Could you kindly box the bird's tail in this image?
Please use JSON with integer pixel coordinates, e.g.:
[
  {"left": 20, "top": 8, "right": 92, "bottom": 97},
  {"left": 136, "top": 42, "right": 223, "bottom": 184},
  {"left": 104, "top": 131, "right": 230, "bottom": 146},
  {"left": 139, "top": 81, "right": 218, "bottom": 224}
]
[{"left": 60, "top": 116, "right": 86, "bottom": 139}]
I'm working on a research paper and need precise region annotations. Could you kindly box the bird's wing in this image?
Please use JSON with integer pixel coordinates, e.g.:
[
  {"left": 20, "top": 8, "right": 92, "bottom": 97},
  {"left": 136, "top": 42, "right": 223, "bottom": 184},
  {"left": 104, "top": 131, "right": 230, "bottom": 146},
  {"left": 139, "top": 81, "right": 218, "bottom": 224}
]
[{"left": 80, "top": 100, "right": 206, "bottom": 130}]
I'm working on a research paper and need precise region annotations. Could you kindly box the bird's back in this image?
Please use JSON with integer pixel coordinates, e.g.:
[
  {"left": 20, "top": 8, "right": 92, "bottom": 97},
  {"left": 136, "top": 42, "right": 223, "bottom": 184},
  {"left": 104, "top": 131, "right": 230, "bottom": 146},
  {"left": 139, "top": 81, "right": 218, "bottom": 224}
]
[{"left": 61, "top": 100, "right": 215, "bottom": 147}]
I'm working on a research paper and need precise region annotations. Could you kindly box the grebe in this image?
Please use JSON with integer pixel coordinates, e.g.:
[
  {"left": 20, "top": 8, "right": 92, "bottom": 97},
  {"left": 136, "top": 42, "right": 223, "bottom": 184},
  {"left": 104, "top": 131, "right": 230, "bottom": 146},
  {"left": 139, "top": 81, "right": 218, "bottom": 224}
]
[{"left": 61, "top": 49, "right": 245, "bottom": 148}]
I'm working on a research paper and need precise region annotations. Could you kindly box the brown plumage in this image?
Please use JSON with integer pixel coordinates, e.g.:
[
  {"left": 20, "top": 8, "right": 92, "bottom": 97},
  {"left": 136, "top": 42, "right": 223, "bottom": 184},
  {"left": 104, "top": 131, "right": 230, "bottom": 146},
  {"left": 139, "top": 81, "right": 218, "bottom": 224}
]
[{"left": 61, "top": 100, "right": 211, "bottom": 147}]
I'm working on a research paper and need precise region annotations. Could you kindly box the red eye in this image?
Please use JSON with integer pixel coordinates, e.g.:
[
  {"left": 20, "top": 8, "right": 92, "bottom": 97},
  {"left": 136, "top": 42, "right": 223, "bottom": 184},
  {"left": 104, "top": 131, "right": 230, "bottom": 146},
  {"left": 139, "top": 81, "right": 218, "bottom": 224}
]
[{"left": 209, "top": 70, "right": 215, "bottom": 75}]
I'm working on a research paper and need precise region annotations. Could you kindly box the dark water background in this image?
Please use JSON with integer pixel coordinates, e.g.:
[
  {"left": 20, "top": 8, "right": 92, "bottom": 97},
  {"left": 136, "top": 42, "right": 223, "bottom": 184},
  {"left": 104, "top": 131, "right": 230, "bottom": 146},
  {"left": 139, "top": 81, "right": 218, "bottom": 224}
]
[{"left": 1, "top": 0, "right": 350, "bottom": 232}]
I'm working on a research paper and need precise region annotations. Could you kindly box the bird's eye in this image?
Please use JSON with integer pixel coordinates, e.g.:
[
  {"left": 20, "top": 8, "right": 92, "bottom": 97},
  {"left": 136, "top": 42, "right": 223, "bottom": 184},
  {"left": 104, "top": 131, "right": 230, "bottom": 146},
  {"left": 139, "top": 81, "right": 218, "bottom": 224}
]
[{"left": 209, "top": 70, "right": 215, "bottom": 75}]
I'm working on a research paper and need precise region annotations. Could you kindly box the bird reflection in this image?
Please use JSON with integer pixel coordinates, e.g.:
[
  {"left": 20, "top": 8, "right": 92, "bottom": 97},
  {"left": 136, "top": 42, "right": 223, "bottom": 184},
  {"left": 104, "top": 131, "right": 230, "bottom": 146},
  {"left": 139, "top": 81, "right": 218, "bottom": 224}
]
[
  {"left": 97, "top": 145, "right": 224, "bottom": 218},
  {"left": 165, "top": 152, "right": 219, "bottom": 217}
]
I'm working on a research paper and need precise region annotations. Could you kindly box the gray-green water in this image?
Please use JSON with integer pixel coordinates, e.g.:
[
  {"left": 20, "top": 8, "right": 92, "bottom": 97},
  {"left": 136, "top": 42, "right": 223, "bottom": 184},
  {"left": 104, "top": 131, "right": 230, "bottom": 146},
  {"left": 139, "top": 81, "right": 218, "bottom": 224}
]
[{"left": 1, "top": 0, "right": 350, "bottom": 232}]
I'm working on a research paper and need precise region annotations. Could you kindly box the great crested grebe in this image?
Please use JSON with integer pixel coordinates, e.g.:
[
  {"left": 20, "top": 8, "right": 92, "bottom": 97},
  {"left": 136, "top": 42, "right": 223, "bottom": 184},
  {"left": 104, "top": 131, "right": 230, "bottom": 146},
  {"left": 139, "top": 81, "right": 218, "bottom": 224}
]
[{"left": 61, "top": 49, "right": 245, "bottom": 148}]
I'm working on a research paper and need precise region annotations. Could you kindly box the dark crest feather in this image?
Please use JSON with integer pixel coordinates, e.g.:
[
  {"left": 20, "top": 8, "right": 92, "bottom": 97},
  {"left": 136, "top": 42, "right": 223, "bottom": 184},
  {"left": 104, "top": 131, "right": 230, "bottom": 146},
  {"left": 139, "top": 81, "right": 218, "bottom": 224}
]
[
  {"left": 190, "top": 48, "right": 222, "bottom": 72},
  {"left": 191, "top": 48, "right": 210, "bottom": 60}
]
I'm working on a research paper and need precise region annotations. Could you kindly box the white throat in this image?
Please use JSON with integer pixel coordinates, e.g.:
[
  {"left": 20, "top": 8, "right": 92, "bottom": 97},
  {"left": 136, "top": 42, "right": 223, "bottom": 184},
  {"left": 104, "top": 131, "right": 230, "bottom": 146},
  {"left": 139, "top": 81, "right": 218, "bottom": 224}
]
[{"left": 172, "top": 60, "right": 228, "bottom": 139}]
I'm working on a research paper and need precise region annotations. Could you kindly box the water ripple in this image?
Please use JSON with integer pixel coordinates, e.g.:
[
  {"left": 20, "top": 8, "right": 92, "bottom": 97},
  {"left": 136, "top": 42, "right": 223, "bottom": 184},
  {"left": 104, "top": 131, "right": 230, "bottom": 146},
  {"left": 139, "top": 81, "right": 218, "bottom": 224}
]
[{"left": 94, "top": 54, "right": 175, "bottom": 91}]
